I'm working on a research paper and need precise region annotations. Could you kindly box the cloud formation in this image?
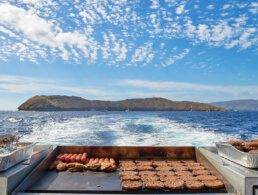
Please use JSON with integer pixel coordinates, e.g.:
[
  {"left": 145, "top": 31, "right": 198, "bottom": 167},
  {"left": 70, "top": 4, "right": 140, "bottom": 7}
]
[
  {"left": 0, "top": 0, "right": 257, "bottom": 66},
  {"left": 1, "top": 75, "right": 257, "bottom": 102}
]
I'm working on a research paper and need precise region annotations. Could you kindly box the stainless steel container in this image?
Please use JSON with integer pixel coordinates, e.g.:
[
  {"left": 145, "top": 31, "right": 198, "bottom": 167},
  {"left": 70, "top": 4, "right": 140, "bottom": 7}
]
[
  {"left": 216, "top": 142, "right": 258, "bottom": 168},
  {"left": 0, "top": 142, "right": 36, "bottom": 171}
]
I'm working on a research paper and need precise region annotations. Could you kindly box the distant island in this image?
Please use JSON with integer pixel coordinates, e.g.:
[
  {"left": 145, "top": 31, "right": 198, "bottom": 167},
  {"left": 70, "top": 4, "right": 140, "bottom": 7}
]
[
  {"left": 210, "top": 99, "right": 258, "bottom": 112},
  {"left": 18, "top": 95, "right": 226, "bottom": 112}
]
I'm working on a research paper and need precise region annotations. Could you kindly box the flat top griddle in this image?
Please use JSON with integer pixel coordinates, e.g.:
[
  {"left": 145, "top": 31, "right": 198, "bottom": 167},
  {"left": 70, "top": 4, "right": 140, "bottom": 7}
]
[
  {"left": 26, "top": 169, "right": 227, "bottom": 194},
  {"left": 14, "top": 146, "right": 232, "bottom": 194}
]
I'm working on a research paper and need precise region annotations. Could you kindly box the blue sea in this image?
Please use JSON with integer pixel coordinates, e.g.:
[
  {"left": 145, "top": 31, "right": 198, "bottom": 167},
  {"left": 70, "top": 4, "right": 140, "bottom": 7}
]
[{"left": 0, "top": 111, "right": 257, "bottom": 146}]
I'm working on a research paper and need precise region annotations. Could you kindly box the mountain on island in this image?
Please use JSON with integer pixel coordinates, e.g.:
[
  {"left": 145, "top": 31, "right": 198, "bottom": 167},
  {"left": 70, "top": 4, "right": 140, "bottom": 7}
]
[
  {"left": 18, "top": 95, "right": 226, "bottom": 112},
  {"left": 210, "top": 99, "right": 258, "bottom": 111}
]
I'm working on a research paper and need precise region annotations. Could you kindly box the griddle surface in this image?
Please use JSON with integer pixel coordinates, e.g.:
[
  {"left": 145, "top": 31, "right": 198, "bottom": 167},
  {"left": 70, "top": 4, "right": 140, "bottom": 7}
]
[
  {"left": 27, "top": 169, "right": 227, "bottom": 194},
  {"left": 28, "top": 170, "right": 121, "bottom": 192}
]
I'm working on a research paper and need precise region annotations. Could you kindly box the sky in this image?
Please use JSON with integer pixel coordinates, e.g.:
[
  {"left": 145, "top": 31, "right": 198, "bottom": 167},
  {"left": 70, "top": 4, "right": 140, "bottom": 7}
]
[{"left": 0, "top": 0, "right": 257, "bottom": 110}]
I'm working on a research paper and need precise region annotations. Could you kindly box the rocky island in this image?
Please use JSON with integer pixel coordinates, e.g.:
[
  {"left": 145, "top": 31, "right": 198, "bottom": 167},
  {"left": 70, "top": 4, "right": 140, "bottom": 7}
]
[{"left": 18, "top": 95, "right": 226, "bottom": 112}]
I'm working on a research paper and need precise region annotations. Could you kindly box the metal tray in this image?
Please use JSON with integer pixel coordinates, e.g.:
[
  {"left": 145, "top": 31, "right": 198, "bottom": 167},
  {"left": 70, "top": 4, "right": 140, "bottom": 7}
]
[
  {"left": 0, "top": 142, "right": 36, "bottom": 171},
  {"left": 13, "top": 146, "right": 234, "bottom": 194},
  {"left": 216, "top": 142, "right": 258, "bottom": 168}
]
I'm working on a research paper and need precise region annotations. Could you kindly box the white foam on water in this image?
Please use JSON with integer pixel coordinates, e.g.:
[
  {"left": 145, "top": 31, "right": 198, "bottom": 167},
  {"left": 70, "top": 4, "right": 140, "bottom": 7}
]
[
  {"left": 113, "top": 116, "right": 240, "bottom": 146},
  {"left": 8, "top": 118, "right": 23, "bottom": 122},
  {"left": 21, "top": 113, "right": 241, "bottom": 146}
]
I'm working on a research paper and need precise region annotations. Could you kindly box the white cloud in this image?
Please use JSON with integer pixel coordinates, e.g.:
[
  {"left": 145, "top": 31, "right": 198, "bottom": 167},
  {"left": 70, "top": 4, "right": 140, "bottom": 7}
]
[
  {"left": 0, "top": 75, "right": 116, "bottom": 96},
  {"left": 0, "top": 26, "right": 19, "bottom": 38},
  {"left": 0, "top": 0, "right": 257, "bottom": 65},
  {"left": 184, "top": 20, "right": 196, "bottom": 38},
  {"left": 163, "top": 48, "right": 190, "bottom": 66},
  {"left": 176, "top": 3, "right": 186, "bottom": 14},
  {"left": 0, "top": 4, "right": 56, "bottom": 46},
  {"left": 0, "top": 3, "right": 99, "bottom": 62},
  {"left": 249, "top": 2, "right": 258, "bottom": 14},
  {"left": 222, "top": 4, "right": 231, "bottom": 10},
  {"left": 131, "top": 42, "right": 153, "bottom": 64},
  {"left": 207, "top": 5, "right": 214, "bottom": 10},
  {"left": 160, "top": 43, "right": 165, "bottom": 49},
  {"left": 196, "top": 24, "right": 210, "bottom": 42},
  {"left": 150, "top": 0, "right": 160, "bottom": 9},
  {"left": 17, "top": 0, "right": 56, "bottom": 7},
  {"left": 236, "top": 3, "right": 247, "bottom": 9},
  {"left": 121, "top": 79, "right": 258, "bottom": 97}
]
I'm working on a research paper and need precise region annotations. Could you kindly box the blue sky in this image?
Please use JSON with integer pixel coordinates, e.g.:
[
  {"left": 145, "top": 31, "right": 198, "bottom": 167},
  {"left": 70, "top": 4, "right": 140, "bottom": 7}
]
[{"left": 0, "top": 0, "right": 257, "bottom": 110}]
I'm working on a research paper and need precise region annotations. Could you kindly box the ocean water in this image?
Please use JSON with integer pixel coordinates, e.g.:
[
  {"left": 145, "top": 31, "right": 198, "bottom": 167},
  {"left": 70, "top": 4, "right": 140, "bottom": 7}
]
[{"left": 0, "top": 111, "right": 257, "bottom": 146}]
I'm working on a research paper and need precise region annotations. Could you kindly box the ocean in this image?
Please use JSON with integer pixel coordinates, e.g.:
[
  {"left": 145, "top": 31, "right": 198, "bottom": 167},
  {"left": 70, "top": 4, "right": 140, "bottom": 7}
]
[{"left": 0, "top": 111, "right": 257, "bottom": 146}]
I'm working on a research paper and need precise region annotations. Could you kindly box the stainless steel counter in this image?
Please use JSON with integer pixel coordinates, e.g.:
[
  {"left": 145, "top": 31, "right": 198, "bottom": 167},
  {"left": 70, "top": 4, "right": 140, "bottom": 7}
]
[{"left": 0, "top": 145, "right": 52, "bottom": 195}]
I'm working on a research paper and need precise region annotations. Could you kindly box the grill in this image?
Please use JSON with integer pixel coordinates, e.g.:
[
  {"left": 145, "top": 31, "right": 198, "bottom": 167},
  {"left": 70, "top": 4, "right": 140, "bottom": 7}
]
[{"left": 13, "top": 146, "right": 235, "bottom": 194}]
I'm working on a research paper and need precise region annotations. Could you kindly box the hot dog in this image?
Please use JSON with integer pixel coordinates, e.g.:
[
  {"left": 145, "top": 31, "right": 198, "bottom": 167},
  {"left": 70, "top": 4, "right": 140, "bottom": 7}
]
[
  {"left": 94, "top": 158, "right": 99, "bottom": 163},
  {"left": 56, "top": 153, "right": 63, "bottom": 160},
  {"left": 65, "top": 153, "right": 73, "bottom": 162},
  {"left": 110, "top": 158, "right": 116, "bottom": 165},
  {"left": 104, "top": 158, "right": 109, "bottom": 162},
  {"left": 70, "top": 154, "right": 77, "bottom": 162},
  {"left": 89, "top": 158, "right": 94, "bottom": 163},
  {"left": 85, "top": 158, "right": 90, "bottom": 164},
  {"left": 76, "top": 154, "right": 82, "bottom": 162},
  {"left": 81, "top": 153, "right": 87, "bottom": 162},
  {"left": 60, "top": 153, "right": 68, "bottom": 161},
  {"left": 99, "top": 158, "right": 104, "bottom": 164}
]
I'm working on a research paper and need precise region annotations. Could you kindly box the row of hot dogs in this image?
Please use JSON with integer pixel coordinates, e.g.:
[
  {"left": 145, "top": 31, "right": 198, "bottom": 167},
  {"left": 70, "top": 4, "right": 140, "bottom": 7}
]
[{"left": 49, "top": 153, "right": 117, "bottom": 172}]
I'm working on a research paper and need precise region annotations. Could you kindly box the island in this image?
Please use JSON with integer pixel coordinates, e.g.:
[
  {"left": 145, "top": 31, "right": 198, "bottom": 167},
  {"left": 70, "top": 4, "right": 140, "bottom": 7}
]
[{"left": 18, "top": 95, "right": 226, "bottom": 112}]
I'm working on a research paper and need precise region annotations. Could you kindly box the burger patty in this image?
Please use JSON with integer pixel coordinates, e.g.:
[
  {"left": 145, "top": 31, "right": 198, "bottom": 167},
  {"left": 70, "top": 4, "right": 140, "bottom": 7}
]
[
  {"left": 203, "top": 180, "right": 224, "bottom": 189},
  {"left": 120, "top": 165, "right": 137, "bottom": 171},
  {"left": 119, "top": 171, "right": 138, "bottom": 176},
  {"left": 120, "top": 175, "right": 141, "bottom": 181},
  {"left": 183, "top": 162, "right": 200, "bottom": 166},
  {"left": 180, "top": 175, "right": 199, "bottom": 181},
  {"left": 185, "top": 181, "right": 204, "bottom": 190},
  {"left": 141, "top": 175, "right": 160, "bottom": 182},
  {"left": 175, "top": 171, "right": 194, "bottom": 176},
  {"left": 167, "top": 162, "right": 184, "bottom": 167},
  {"left": 155, "top": 166, "right": 173, "bottom": 171},
  {"left": 153, "top": 162, "right": 168, "bottom": 167},
  {"left": 192, "top": 170, "right": 211, "bottom": 175},
  {"left": 160, "top": 175, "right": 179, "bottom": 182},
  {"left": 173, "top": 166, "right": 188, "bottom": 171},
  {"left": 137, "top": 165, "right": 154, "bottom": 171},
  {"left": 120, "top": 162, "right": 135, "bottom": 166},
  {"left": 196, "top": 175, "right": 217, "bottom": 181},
  {"left": 143, "top": 181, "right": 164, "bottom": 189},
  {"left": 182, "top": 160, "right": 196, "bottom": 163},
  {"left": 121, "top": 181, "right": 142, "bottom": 190},
  {"left": 156, "top": 171, "right": 175, "bottom": 176},
  {"left": 164, "top": 179, "right": 184, "bottom": 189},
  {"left": 139, "top": 171, "right": 157, "bottom": 176},
  {"left": 188, "top": 165, "right": 205, "bottom": 170},
  {"left": 136, "top": 162, "right": 153, "bottom": 166}
]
